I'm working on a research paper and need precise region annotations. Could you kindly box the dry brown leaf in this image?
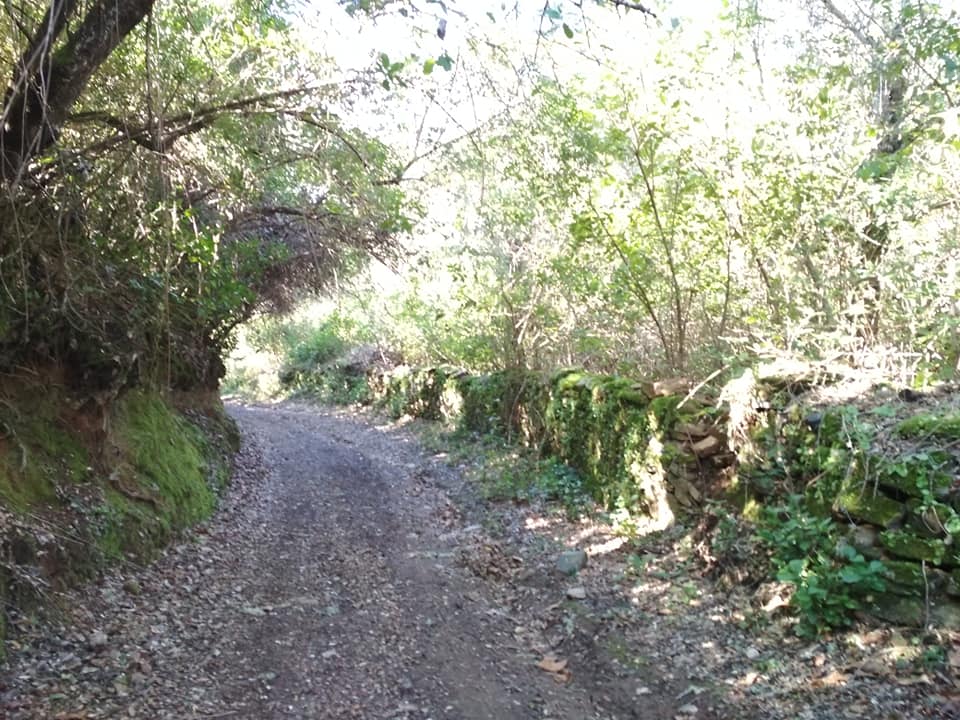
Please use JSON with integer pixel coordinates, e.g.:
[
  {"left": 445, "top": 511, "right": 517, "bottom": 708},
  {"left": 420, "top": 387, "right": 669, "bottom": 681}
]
[
  {"left": 552, "top": 669, "right": 572, "bottom": 684},
  {"left": 537, "top": 655, "right": 568, "bottom": 673},
  {"left": 811, "top": 669, "right": 848, "bottom": 688},
  {"left": 537, "top": 654, "right": 572, "bottom": 683}
]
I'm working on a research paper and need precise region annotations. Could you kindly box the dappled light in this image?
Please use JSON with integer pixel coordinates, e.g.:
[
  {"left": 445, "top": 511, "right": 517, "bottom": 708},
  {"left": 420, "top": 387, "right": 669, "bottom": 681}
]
[{"left": 3, "top": 0, "right": 960, "bottom": 717}]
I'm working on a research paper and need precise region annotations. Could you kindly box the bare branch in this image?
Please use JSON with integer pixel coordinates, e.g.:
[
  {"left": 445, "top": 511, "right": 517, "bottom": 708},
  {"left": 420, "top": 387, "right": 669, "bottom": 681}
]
[{"left": 820, "top": 0, "right": 878, "bottom": 51}]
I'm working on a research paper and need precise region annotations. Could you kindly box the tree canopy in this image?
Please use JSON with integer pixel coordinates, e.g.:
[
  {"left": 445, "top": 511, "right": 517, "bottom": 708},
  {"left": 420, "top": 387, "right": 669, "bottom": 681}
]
[{"left": 1, "top": 0, "right": 959, "bottom": 394}]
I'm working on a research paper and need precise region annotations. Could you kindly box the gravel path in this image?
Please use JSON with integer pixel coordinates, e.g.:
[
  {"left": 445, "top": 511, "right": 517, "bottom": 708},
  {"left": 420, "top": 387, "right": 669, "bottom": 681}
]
[
  {"left": 0, "top": 402, "right": 678, "bottom": 719},
  {"left": 5, "top": 401, "right": 955, "bottom": 720}
]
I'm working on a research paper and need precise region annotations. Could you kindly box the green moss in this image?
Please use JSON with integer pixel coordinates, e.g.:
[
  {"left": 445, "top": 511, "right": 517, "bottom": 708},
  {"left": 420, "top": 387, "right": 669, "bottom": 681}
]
[
  {"left": 94, "top": 488, "right": 166, "bottom": 561},
  {"left": 113, "top": 392, "right": 217, "bottom": 529},
  {"left": 876, "top": 453, "right": 953, "bottom": 500},
  {"left": 0, "top": 397, "right": 89, "bottom": 511},
  {"left": 879, "top": 530, "right": 946, "bottom": 564},
  {"left": 0, "top": 386, "right": 234, "bottom": 663},
  {"left": 555, "top": 370, "right": 586, "bottom": 391},
  {"left": 897, "top": 413, "right": 960, "bottom": 440},
  {"left": 834, "top": 488, "right": 904, "bottom": 528}
]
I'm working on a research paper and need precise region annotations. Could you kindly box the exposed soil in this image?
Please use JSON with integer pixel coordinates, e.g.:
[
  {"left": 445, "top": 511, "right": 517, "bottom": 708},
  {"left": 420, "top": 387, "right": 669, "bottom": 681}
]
[{"left": 1, "top": 400, "right": 958, "bottom": 719}]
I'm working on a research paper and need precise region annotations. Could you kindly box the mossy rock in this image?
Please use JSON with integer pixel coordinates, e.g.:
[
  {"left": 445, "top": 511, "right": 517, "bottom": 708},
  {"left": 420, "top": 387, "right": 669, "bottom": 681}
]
[
  {"left": 868, "top": 592, "right": 960, "bottom": 628},
  {"left": 881, "top": 560, "right": 948, "bottom": 596},
  {"left": 846, "top": 525, "right": 883, "bottom": 559},
  {"left": 864, "top": 594, "right": 927, "bottom": 626},
  {"left": 948, "top": 569, "right": 960, "bottom": 597},
  {"left": 875, "top": 454, "right": 954, "bottom": 500},
  {"left": 896, "top": 413, "right": 960, "bottom": 440},
  {"left": 879, "top": 530, "right": 946, "bottom": 565},
  {"left": 930, "top": 600, "right": 960, "bottom": 628},
  {"left": 834, "top": 489, "right": 904, "bottom": 529}
]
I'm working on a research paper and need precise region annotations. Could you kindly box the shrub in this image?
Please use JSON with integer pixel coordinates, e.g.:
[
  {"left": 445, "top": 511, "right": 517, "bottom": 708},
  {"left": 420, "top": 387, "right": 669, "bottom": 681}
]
[{"left": 759, "top": 496, "right": 886, "bottom": 637}]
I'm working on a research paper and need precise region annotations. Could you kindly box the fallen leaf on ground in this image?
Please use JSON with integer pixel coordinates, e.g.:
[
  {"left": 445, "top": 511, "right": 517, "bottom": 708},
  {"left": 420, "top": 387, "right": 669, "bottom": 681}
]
[
  {"left": 537, "top": 654, "right": 572, "bottom": 683},
  {"left": 811, "top": 669, "right": 848, "bottom": 688},
  {"left": 537, "top": 655, "right": 568, "bottom": 673}
]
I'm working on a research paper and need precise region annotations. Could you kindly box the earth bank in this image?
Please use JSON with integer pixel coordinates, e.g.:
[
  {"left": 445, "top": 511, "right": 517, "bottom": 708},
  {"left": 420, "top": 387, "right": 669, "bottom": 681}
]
[{"left": 0, "top": 369, "right": 238, "bottom": 657}]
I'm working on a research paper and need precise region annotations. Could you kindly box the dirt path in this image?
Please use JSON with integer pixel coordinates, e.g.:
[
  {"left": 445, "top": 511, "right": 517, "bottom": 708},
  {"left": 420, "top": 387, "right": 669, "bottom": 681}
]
[
  {"left": 7, "top": 401, "right": 955, "bottom": 720},
  {"left": 0, "top": 402, "right": 682, "bottom": 719},
  {"left": 211, "top": 402, "right": 613, "bottom": 719}
]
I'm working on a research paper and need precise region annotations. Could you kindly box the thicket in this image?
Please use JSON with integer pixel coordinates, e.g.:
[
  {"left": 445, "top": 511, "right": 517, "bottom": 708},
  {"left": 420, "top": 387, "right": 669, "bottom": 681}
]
[
  {"left": 294, "top": 0, "right": 960, "bottom": 384},
  {"left": 0, "top": 0, "right": 414, "bottom": 398}
]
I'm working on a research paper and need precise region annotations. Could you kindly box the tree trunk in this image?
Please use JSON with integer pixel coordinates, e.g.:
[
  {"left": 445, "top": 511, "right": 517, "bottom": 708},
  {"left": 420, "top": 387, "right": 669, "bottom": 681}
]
[{"left": 1, "top": 0, "right": 155, "bottom": 187}]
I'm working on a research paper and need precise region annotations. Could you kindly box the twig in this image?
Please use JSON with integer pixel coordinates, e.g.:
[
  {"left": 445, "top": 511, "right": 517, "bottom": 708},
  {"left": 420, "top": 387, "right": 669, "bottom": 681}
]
[
  {"left": 610, "top": 0, "right": 657, "bottom": 18},
  {"left": 678, "top": 366, "right": 727, "bottom": 409}
]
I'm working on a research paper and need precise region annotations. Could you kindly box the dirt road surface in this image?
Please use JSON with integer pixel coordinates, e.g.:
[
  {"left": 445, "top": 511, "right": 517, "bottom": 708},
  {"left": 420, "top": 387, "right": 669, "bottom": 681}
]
[
  {"left": 0, "top": 403, "right": 687, "bottom": 719},
  {"left": 8, "top": 402, "right": 949, "bottom": 719}
]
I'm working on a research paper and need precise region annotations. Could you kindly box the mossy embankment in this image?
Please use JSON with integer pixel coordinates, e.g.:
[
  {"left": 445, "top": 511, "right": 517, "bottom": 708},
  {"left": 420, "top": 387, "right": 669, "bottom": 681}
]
[
  {"left": 291, "top": 358, "right": 960, "bottom": 632},
  {"left": 0, "top": 374, "right": 238, "bottom": 657}
]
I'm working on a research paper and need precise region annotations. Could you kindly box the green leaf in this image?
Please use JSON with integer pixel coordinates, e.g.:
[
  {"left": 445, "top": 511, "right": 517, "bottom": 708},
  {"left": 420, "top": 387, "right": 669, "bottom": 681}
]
[
  {"left": 423, "top": 58, "right": 435, "bottom": 75},
  {"left": 436, "top": 52, "right": 454, "bottom": 71},
  {"left": 562, "top": 23, "right": 574, "bottom": 39},
  {"left": 839, "top": 566, "right": 863, "bottom": 583}
]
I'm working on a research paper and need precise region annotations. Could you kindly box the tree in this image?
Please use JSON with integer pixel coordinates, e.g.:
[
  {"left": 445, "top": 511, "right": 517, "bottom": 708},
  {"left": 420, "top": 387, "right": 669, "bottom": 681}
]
[
  {"left": 0, "top": 0, "right": 413, "bottom": 391},
  {"left": 1, "top": 0, "right": 156, "bottom": 187}
]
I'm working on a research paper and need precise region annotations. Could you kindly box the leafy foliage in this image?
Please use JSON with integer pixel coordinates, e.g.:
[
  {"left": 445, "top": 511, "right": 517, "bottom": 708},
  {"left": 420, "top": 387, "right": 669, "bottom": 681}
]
[
  {"left": 759, "top": 496, "right": 886, "bottom": 637},
  {"left": 0, "top": 0, "right": 411, "bottom": 393}
]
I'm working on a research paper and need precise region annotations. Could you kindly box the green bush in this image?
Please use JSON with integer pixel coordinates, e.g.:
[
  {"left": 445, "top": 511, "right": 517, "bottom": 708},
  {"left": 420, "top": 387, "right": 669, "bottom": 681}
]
[
  {"left": 288, "top": 324, "right": 349, "bottom": 368},
  {"left": 759, "top": 496, "right": 886, "bottom": 637},
  {"left": 534, "top": 460, "right": 590, "bottom": 519}
]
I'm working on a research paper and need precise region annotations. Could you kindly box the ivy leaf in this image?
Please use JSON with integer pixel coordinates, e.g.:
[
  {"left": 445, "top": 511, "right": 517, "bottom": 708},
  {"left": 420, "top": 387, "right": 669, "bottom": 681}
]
[
  {"left": 436, "top": 52, "right": 454, "bottom": 71},
  {"left": 839, "top": 566, "right": 865, "bottom": 584}
]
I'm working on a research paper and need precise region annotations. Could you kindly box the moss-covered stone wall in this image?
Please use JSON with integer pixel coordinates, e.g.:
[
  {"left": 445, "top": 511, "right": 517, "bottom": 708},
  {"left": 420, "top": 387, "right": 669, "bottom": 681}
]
[
  {"left": 735, "top": 365, "right": 960, "bottom": 629},
  {"left": 363, "top": 365, "right": 722, "bottom": 530},
  {"left": 366, "top": 362, "right": 960, "bottom": 629}
]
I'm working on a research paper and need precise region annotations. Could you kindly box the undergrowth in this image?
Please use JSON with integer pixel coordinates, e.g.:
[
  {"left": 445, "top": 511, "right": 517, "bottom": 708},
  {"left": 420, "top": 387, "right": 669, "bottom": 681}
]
[{"left": 759, "top": 497, "right": 887, "bottom": 637}]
